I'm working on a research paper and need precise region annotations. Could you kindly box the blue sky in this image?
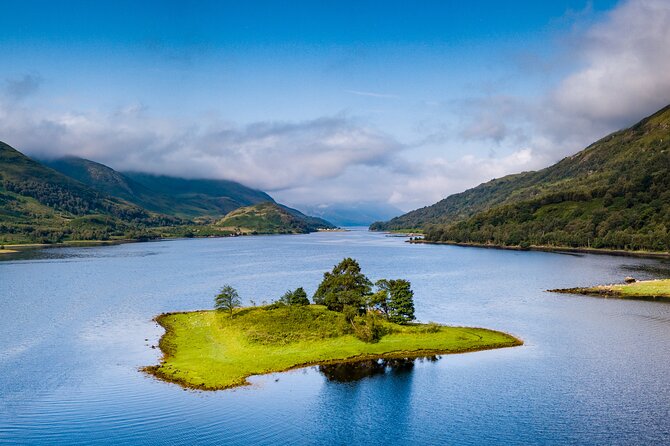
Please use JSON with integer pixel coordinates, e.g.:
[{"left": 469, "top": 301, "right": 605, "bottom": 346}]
[{"left": 1, "top": 0, "right": 669, "bottom": 211}]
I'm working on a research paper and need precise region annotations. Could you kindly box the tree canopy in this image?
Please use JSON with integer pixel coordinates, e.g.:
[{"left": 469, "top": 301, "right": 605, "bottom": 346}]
[
  {"left": 311, "top": 258, "right": 416, "bottom": 325},
  {"left": 387, "top": 279, "right": 415, "bottom": 323},
  {"left": 373, "top": 279, "right": 415, "bottom": 323},
  {"left": 214, "top": 285, "right": 242, "bottom": 317},
  {"left": 278, "top": 287, "right": 310, "bottom": 306},
  {"left": 313, "top": 258, "right": 372, "bottom": 312}
]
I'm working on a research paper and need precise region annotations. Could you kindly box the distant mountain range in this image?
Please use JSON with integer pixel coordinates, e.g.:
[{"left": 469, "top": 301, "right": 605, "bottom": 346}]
[
  {"left": 298, "top": 202, "right": 402, "bottom": 226},
  {"left": 0, "top": 143, "right": 334, "bottom": 244},
  {"left": 371, "top": 104, "right": 670, "bottom": 253}
]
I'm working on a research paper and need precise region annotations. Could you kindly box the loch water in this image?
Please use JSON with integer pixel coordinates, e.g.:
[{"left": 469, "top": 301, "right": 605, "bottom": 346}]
[{"left": 1, "top": 229, "right": 670, "bottom": 445}]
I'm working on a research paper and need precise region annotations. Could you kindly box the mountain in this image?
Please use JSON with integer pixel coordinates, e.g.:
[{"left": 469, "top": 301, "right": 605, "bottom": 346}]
[
  {"left": 217, "top": 202, "right": 336, "bottom": 234},
  {"left": 123, "top": 172, "right": 274, "bottom": 216},
  {"left": 298, "top": 202, "right": 402, "bottom": 226},
  {"left": 1, "top": 143, "right": 334, "bottom": 244},
  {"left": 371, "top": 104, "right": 670, "bottom": 252},
  {"left": 44, "top": 157, "right": 274, "bottom": 218},
  {"left": 0, "top": 142, "right": 176, "bottom": 244}
]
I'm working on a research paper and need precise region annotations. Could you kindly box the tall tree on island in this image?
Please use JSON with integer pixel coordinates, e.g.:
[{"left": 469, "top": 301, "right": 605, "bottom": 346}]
[
  {"left": 215, "top": 285, "right": 242, "bottom": 317},
  {"left": 313, "top": 258, "right": 372, "bottom": 312},
  {"left": 387, "top": 279, "right": 415, "bottom": 323},
  {"left": 372, "top": 279, "right": 415, "bottom": 324}
]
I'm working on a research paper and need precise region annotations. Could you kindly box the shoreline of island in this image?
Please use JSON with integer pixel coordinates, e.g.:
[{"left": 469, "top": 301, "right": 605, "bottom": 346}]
[{"left": 143, "top": 307, "right": 523, "bottom": 391}]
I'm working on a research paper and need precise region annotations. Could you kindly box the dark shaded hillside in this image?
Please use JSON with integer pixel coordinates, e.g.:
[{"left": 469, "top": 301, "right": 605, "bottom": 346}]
[
  {"left": 1, "top": 143, "right": 332, "bottom": 244},
  {"left": 123, "top": 172, "right": 274, "bottom": 217},
  {"left": 0, "top": 142, "right": 176, "bottom": 243},
  {"left": 371, "top": 104, "right": 670, "bottom": 252},
  {"left": 217, "top": 202, "right": 335, "bottom": 234},
  {"left": 44, "top": 157, "right": 274, "bottom": 218}
]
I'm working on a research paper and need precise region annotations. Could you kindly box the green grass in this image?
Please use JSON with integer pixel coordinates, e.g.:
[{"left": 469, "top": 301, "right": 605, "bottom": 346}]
[
  {"left": 550, "top": 279, "right": 670, "bottom": 301},
  {"left": 144, "top": 305, "right": 522, "bottom": 390},
  {"left": 597, "top": 279, "right": 670, "bottom": 298}
]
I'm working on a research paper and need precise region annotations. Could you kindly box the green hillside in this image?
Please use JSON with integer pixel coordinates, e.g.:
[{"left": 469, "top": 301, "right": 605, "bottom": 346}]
[
  {"left": 123, "top": 172, "right": 274, "bottom": 216},
  {"left": 371, "top": 104, "right": 670, "bottom": 252},
  {"left": 1, "top": 143, "right": 334, "bottom": 244},
  {"left": 45, "top": 157, "right": 274, "bottom": 218},
  {"left": 0, "top": 142, "right": 176, "bottom": 244},
  {"left": 217, "top": 202, "right": 335, "bottom": 234}
]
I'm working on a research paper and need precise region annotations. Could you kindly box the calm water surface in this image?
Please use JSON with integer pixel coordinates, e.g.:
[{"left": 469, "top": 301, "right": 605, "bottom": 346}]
[{"left": 1, "top": 229, "right": 670, "bottom": 445}]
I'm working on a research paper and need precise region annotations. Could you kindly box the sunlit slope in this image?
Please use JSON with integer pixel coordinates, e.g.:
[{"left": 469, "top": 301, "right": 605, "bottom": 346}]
[{"left": 372, "top": 104, "right": 670, "bottom": 251}]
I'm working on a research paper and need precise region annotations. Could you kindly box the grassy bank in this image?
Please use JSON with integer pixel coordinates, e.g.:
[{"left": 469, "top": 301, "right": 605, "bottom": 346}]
[
  {"left": 550, "top": 279, "right": 670, "bottom": 302},
  {"left": 144, "top": 305, "right": 522, "bottom": 390}
]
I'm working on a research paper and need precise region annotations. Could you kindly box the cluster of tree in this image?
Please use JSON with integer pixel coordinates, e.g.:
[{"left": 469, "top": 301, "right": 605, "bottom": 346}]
[
  {"left": 3, "top": 180, "right": 181, "bottom": 226},
  {"left": 4, "top": 179, "right": 101, "bottom": 216},
  {"left": 213, "top": 258, "right": 416, "bottom": 343},
  {"left": 278, "top": 287, "right": 310, "bottom": 306},
  {"left": 313, "top": 258, "right": 415, "bottom": 324}
]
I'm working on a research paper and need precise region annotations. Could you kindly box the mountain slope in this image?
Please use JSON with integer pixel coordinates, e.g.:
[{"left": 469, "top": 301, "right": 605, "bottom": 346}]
[
  {"left": 371, "top": 104, "right": 670, "bottom": 252},
  {"left": 1, "top": 144, "right": 333, "bottom": 243},
  {"left": 123, "top": 172, "right": 274, "bottom": 217},
  {"left": 217, "top": 202, "right": 335, "bottom": 234},
  {"left": 0, "top": 142, "right": 175, "bottom": 243},
  {"left": 44, "top": 157, "right": 274, "bottom": 218}
]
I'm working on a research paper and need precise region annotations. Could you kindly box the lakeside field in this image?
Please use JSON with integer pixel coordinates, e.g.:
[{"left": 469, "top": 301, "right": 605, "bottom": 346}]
[
  {"left": 550, "top": 279, "right": 670, "bottom": 302},
  {"left": 144, "top": 305, "right": 522, "bottom": 390}
]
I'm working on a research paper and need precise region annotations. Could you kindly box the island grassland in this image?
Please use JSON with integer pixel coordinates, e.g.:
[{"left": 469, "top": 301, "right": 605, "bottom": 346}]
[
  {"left": 550, "top": 279, "right": 670, "bottom": 302},
  {"left": 144, "top": 305, "right": 522, "bottom": 390}
]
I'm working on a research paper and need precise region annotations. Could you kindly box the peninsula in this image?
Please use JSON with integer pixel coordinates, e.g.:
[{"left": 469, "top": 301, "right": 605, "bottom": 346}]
[{"left": 550, "top": 279, "right": 670, "bottom": 302}]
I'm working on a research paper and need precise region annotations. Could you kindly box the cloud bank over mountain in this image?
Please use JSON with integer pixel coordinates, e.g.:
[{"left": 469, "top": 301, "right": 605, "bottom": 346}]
[{"left": 0, "top": 0, "right": 668, "bottom": 211}]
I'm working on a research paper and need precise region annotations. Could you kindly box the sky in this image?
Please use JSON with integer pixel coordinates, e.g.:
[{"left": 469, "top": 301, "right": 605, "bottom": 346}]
[{"left": 1, "top": 0, "right": 669, "bottom": 212}]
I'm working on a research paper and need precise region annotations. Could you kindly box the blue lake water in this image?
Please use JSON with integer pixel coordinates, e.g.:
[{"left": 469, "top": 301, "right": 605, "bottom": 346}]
[{"left": 1, "top": 229, "right": 670, "bottom": 445}]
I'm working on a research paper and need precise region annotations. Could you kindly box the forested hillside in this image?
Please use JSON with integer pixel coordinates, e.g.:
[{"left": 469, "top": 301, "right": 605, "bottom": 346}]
[
  {"left": 45, "top": 157, "right": 274, "bottom": 218},
  {"left": 1, "top": 143, "right": 334, "bottom": 244},
  {"left": 0, "top": 142, "right": 177, "bottom": 243},
  {"left": 371, "top": 104, "right": 670, "bottom": 252}
]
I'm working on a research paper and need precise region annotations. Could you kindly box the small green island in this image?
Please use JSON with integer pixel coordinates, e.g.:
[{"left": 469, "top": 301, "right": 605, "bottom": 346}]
[
  {"left": 550, "top": 279, "right": 670, "bottom": 302},
  {"left": 144, "top": 258, "right": 522, "bottom": 390}
]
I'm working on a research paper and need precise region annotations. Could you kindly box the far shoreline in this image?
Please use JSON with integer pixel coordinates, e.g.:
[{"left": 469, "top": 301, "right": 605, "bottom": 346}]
[
  {"left": 406, "top": 238, "right": 670, "bottom": 260},
  {"left": 0, "top": 229, "right": 345, "bottom": 255},
  {"left": 5, "top": 231, "right": 670, "bottom": 260}
]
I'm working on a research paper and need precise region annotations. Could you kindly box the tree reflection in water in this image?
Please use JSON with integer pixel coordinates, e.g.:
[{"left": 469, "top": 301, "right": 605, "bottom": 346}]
[{"left": 318, "top": 356, "right": 440, "bottom": 382}]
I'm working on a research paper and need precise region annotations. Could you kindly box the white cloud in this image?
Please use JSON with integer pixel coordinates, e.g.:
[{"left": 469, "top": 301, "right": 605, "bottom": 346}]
[
  {"left": 552, "top": 0, "right": 670, "bottom": 128},
  {"left": 1, "top": 0, "right": 668, "bottom": 213},
  {"left": 442, "top": 0, "right": 670, "bottom": 205},
  {"left": 0, "top": 98, "right": 402, "bottom": 192}
]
